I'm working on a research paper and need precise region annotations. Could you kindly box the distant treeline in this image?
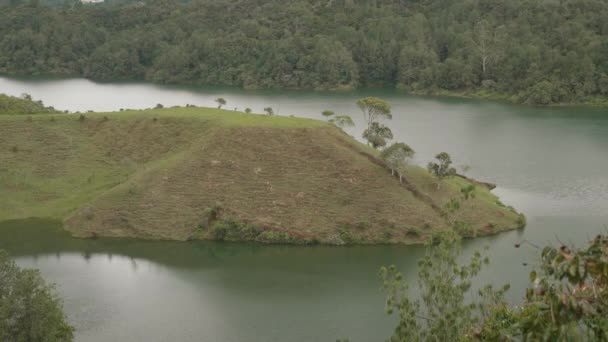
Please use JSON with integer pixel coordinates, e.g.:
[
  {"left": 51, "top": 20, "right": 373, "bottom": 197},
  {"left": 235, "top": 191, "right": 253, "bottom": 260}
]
[{"left": 1, "top": 0, "right": 607, "bottom": 104}]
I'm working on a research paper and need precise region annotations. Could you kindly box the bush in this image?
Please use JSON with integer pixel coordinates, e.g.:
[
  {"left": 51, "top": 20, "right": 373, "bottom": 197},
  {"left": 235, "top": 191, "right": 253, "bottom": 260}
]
[
  {"left": 453, "top": 221, "right": 475, "bottom": 238},
  {"left": 406, "top": 227, "right": 422, "bottom": 237},
  {"left": 210, "top": 219, "right": 262, "bottom": 241}
]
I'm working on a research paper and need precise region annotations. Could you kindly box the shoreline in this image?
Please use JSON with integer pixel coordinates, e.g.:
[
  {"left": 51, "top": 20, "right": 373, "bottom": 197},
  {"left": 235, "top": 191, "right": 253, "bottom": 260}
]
[{"left": 3, "top": 73, "right": 607, "bottom": 109}]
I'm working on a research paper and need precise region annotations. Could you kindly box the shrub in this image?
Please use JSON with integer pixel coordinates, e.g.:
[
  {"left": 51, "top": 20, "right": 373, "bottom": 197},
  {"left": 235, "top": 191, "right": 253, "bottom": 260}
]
[
  {"left": 453, "top": 221, "right": 475, "bottom": 237},
  {"left": 339, "top": 229, "right": 357, "bottom": 244},
  {"left": 78, "top": 114, "right": 85, "bottom": 122},
  {"left": 210, "top": 219, "right": 262, "bottom": 241},
  {"left": 516, "top": 215, "right": 526, "bottom": 228},
  {"left": 406, "top": 227, "right": 422, "bottom": 237}
]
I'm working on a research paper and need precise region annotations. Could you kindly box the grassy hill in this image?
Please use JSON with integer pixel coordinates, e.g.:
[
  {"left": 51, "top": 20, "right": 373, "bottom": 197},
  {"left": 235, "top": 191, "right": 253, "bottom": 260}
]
[
  {"left": 0, "top": 93, "right": 60, "bottom": 115},
  {"left": 0, "top": 107, "right": 524, "bottom": 244}
]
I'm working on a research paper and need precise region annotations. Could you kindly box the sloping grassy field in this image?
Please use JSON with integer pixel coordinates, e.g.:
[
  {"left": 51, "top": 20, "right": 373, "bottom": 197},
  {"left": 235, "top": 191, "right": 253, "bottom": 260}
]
[
  {"left": 0, "top": 107, "right": 524, "bottom": 244},
  {"left": 0, "top": 93, "right": 60, "bottom": 115}
]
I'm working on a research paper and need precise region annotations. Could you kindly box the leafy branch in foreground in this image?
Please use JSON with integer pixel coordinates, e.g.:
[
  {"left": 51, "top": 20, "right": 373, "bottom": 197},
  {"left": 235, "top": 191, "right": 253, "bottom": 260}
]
[
  {"left": 380, "top": 231, "right": 507, "bottom": 342},
  {"left": 0, "top": 250, "right": 74, "bottom": 342},
  {"left": 380, "top": 233, "right": 608, "bottom": 341},
  {"left": 476, "top": 235, "right": 608, "bottom": 341}
]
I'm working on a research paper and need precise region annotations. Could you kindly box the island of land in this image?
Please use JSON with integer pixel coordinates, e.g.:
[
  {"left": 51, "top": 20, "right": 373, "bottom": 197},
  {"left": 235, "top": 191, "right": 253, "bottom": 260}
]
[{"left": 0, "top": 95, "right": 524, "bottom": 244}]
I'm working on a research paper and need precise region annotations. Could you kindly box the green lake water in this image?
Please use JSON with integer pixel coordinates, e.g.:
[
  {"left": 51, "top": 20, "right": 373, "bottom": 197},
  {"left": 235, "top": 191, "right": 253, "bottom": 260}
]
[{"left": 1, "top": 76, "right": 607, "bottom": 341}]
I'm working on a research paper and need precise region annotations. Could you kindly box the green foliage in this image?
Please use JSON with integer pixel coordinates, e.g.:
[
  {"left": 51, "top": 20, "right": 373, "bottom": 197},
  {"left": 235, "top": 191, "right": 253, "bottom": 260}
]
[
  {"left": 357, "top": 97, "right": 392, "bottom": 137},
  {"left": 263, "top": 107, "right": 274, "bottom": 116},
  {"left": 380, "top": 232, "right": 502, "bottom": 342},
  {"left": 445, "top": 198, "right": 461, "bottom": 214},
  {"left": 381, "top": 142, "right": 415, "bottom": 182},
  {"left": 244, "top": 108, "right": 252, "bottom": 114},
  {"left": 321, "top": 110, "right": 335, "bottom": 117},
  {"left": 211, "top": 219, "right": 262, "bottom": 241},
  {"left": 362, "top": 122, "right": 393, "bottom": 149},
  {"left": 210, "top": 219, "right": 309, "bottom": 244},
  {"left": 0, "top": 1, "right": 607, "bottom": 104},
  {"left": 476, "top": 235, "right": 608, "bottom": 340},
  {"left": 453, "top": 221, "right": 476, "bottom": 238},
  {"left": 0, "top": 250, "right": 74, "bottom": 342},
  {"left": 328, "top": 115, "right": 354, "bottom": 128},
  {"left": 0, "top": 93, "right": 59, "bottom": 115},
  {"left": 215, "top": 98, "right": 226, "bottom": 109},
  {"left": 460, "top": 185, "right": 476, "bottom": 200},
  {"left": 427, "top": 152, "right": 457, "bottom": 181}
]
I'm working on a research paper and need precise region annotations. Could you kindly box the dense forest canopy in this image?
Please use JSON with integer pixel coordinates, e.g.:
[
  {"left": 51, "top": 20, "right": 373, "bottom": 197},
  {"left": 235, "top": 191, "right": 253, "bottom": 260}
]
[{"left": 1, "top": 0, "right": 607, "bottom": 104}]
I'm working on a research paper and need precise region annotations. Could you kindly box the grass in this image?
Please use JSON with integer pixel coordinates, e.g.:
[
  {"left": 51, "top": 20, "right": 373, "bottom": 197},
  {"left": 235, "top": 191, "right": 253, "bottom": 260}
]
[
  {"left": 0, "top": 106, "right": 524, "bottom": 244},
  {"left": 0, "top": 93, "right": 60, "bottom": 115}
]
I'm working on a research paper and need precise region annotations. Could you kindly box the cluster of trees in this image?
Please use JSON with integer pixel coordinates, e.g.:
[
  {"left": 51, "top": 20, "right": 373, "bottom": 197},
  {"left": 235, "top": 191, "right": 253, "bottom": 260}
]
[
  {"left": 1, "top": 0, "right": 608, "bottom": 104},
  {"left": 0, "top": 251, "right": 74, "bottom": 341},
  {"left": 323, "top": 96, "right": 459, "bottom": 187},
  {"left": 0, "top": 93, "right": 59, "bottom": 114}
]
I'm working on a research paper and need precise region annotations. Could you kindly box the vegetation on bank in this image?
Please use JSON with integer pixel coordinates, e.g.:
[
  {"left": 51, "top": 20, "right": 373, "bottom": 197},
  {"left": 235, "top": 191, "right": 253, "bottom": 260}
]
[
  {"left": 379, "top": 232, "right": 608, "bottom": 341},
  {"left": 0, "top": 250, "right": 74, "bottom": 342},
  {"left": 1, "top": 0, "right": 607, "bottom": 105},
  {"left": 0, "top": 105, "right": 523, "bottom": 244},
  {"left": 0, "top": 93, "right": 59, "bottom": 115}
]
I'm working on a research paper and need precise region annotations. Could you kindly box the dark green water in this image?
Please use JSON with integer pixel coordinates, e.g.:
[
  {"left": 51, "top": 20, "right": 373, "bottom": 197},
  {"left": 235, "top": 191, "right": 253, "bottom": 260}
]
[{"left": 1, "top": 76, "right": 608, "bottom": 341}]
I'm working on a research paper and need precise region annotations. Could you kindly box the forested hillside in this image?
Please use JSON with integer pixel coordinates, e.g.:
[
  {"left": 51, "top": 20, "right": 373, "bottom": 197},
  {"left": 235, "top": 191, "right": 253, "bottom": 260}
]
[{"left": 1, "top": 0, "right": 607, "bottom": 104}]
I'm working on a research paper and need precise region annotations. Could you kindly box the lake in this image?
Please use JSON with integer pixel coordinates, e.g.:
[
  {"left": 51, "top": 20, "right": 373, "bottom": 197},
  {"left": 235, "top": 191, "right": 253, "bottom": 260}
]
[{"left": 1, "top": 76, "right": 608, "bottom": 341}]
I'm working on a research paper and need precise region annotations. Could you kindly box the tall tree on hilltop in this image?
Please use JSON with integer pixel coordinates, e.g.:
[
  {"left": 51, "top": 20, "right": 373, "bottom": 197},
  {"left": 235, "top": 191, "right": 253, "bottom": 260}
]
[{"left": 356, "top": 97, "right": 392, "bottom": 146}]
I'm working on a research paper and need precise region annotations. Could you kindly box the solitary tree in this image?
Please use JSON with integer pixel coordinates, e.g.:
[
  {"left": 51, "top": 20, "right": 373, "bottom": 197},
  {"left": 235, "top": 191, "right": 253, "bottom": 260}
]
[
  {"left": 356, "top": 97, "right": 392, "bottom": 145},
  {"left": 381, "top": 142, "right": 415, "bottom": 183},
  {"left": 215, "top": 97, "right": 226, "bottom": 109},
  {"left": 427, "top": 152, "right": 456, "bottom": 188},
  {"left": 244, "top": 108, "right": 252, "bottom": 114},
  {"left": 470, "top": 19, "right": 506, "bottom": 77},
  {"left": 329, "top": 115, "right": 354, "bottom": 128},
  {"left": 0, "top": 250, "right": 74, "bottom": 341},
  {"left": 263, "top": 107, "right": 274, "bottom": 116},
  {"left": 322, "top": 110, "right": 335, "bottom": 117},
  {"left": 363, "top": 122, "right": 393, "bottom": 149}
]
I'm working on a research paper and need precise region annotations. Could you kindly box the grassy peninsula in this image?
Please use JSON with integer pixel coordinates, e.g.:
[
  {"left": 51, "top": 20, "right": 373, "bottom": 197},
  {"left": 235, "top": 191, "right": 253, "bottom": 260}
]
[{"left": 0, "top": 106, "right": 524, "bottom": 244}]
